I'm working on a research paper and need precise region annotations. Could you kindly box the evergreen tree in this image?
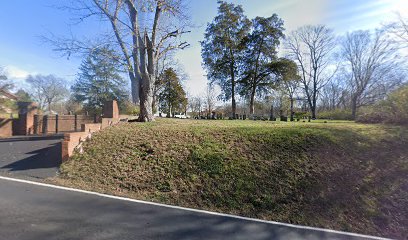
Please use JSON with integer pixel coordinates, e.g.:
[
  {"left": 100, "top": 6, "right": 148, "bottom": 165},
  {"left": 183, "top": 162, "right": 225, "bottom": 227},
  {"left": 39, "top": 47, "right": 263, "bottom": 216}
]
[
  {"left": 240, "top": 15, "right": 286, "bottom": 115},
  {"left": 72, "top": 47, "right": 129, "bottom": 114},
  {"left": 15, "top": 89, "right": 32, "bottom": 102},
  {"left": 158, "top": 68, "right": 187, "bottom": 117},
  {"left": 201, "top": 1, "right": 251, "bottom": 119}
]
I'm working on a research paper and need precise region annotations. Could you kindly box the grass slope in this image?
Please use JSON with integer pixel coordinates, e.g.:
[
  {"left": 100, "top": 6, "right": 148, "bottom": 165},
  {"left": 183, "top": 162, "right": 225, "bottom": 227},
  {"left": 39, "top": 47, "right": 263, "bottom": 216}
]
[{"left": 55, "top": 119, "right": 408, "bottom": 239}]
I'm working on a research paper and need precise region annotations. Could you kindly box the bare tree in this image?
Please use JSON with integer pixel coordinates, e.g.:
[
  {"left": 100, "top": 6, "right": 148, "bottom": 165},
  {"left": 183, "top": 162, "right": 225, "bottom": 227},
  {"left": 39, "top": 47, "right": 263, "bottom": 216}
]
[
  {"left": 50, "top": 0, "right": 190, "bottom": 122},
  {"left": 387, "top": 13, "right": 408, "bottom": 48},
  {"left": 341, "top": 30, "right": 404, "bottom": 119},
  {"left": 188, "top": 96, "right": 203, "bottom": 118},
  {"left": 282, "top": 78, "right": 300, "bottom": 121},
  {"left": 205, "top": 84, "right": 216, "bottom": 117},
  {"left": 320, "top": 79, "right": 344, "bottom": 111},
  {"left": 26, "top": 74, "right": 69, "bottom": 112},
  {"left": 286, "top": 25, "right": 336, "bottom": 119}
]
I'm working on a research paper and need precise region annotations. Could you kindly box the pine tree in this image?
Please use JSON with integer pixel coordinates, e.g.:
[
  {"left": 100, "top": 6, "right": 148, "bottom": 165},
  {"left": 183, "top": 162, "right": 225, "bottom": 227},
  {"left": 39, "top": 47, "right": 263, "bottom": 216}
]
[
  {"left": 158, "top": 68, "right": 187, "bottom": 117},
  {"left": 72, "top": 47, "right": 129, "bottom": 114}
]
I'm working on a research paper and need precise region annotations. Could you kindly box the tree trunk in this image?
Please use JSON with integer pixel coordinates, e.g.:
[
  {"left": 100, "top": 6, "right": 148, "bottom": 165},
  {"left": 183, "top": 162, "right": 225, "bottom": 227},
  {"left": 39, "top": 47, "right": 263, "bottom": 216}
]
[
  {"left": 312, "top": 81, "right": 317, "bottom": 119},
  {"left": 269, "top": 104, "right": 274, "bottom": 121},
  {"left": 138, "top": 74, "right": 154, "bottom": 122},
  {"left": 303, "top": 84, "right": 314, "bottom": 119},
  {"left": 152, "top": 95, "right": 157, "bottom": 113},
  {"left": 130, "top": 77, "right": 139, "bottom": 104},
  {"left": 351, "top": 95, "right": 358, "bottom": 120},
  {"left": 311, "top": 102, "right": 316, "bottom": 119},
  {"left": 290, "top": 97, "right": 294, "bottom": 121},
  {"left": 231, "top": 96, "right": 236, "bottom": 119},
  {"left": 249, "top": 85, "right": 256, "bottom": 115},
  {"left": 167, "top": 104, "right": 171, "bottom": 118},
  {"left": 48, "top": 100, "right": 52, "bottom": 112},
  {"left": 231, "top": 63, "right": 236, "bottom": 119}
]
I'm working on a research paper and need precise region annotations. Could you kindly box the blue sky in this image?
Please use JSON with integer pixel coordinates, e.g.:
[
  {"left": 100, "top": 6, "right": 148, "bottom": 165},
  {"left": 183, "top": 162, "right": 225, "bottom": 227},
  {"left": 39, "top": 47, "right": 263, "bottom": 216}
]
[{"left": 0, "top": 0, "right": 407, "bottom": 96}]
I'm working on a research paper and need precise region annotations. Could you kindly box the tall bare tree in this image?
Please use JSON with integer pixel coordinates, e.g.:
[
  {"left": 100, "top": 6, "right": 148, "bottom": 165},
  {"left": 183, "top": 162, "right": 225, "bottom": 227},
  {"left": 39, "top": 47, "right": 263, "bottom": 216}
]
[
  {"left": 26, "top": 74, "right": 69, "bottom": 112},
  {"left": 320, "top": 80, "right": 345, "bottom": 111},
  {"left": 341, "top": 30, "right": 404, "bottom": 119},
  {"left": 188, "top": 96, "right": 203, "bottom": 118},
  {"left": 282, "top": 77, "right": 300, "bottom": 121},
  {"left": 387, "top": 13, "right": 408, "bottom": 48},
  {"left": 204, "top": 84, "right": 217, "bottom": 117},
  {"left": 286, "top": 25, "right": 336, "bottom": 119},
  {"left": 51, "top": 0, "right": 190, "bottom": 121}
]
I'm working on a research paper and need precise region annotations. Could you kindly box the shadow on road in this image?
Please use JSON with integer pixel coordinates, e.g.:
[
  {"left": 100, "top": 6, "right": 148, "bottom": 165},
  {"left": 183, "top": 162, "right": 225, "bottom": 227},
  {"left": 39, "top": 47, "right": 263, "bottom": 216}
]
[
  {"left": 0, "top": 135, "right": 63, "bottom": 178},
  {"left": 0, "top": 179, "right": 367, "bottom": 240}
]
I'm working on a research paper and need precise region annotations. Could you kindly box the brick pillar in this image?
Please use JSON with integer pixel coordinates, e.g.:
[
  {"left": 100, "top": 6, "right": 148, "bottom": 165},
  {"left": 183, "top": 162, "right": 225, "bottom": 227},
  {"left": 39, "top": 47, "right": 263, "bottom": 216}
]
[
  {"left": 103, "top": 100, "right": 119, "bottom": 119},
  {"left": 16, "top": 102, "right": 38, "bottom": 135}
]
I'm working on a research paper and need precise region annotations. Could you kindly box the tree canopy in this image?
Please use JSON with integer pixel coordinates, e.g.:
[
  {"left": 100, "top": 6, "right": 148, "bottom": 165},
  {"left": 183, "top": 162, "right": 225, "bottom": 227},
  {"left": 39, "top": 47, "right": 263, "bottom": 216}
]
[
  {"left": 26, "top": 74, "right": 69, "bottom": 112},
  {"left": 49, "top": 0, "right": 191, "bottom": 121},
  {"left": 285, "top": 25, "right": 336, "bottom": 119},
  {"left": 71, "top": 47, "right": 129, "bottom": 114},
  {"left": 158, "top": 68, "right": 187, "bottom": 117},
  {"left": 201, "top": 1, "right": 251, "bottom": 118},
  {"left": 239, "top": 15, "right": 286, "bottom": 114}
]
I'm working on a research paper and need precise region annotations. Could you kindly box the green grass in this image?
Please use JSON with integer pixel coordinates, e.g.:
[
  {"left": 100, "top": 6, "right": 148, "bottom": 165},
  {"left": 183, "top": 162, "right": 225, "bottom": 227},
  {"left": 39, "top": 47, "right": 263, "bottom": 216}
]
[
  {"left": 54, "top": 118, "right": 408, "bottom": 239},
  {"left": 0, "top": 112, "right": 18, "bottom": 119}
]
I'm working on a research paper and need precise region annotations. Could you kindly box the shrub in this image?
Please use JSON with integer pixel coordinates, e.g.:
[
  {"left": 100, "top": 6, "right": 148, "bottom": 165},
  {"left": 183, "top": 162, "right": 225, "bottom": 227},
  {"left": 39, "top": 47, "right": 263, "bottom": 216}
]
[
  {"left": 120, "top": 101, "right": 140, "bottom": 115},
  {"left": 357, "top": 85, "right": 408, "bottom": 125},
  {"left": 294, "top": 111, "right": 310, "bottom": 119},
  {"left": 318, "top": 109, "right": 353, "bottom": 120},
  {"left": 356, "top": 107, "right": 388, "bottom": 124}
]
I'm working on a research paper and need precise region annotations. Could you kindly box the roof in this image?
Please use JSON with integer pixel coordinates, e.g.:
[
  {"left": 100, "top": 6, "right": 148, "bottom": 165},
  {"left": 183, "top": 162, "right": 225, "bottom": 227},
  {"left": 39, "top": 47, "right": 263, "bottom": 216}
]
[{"left": 0, "top": 89, "right": 18, "bottom": 101}]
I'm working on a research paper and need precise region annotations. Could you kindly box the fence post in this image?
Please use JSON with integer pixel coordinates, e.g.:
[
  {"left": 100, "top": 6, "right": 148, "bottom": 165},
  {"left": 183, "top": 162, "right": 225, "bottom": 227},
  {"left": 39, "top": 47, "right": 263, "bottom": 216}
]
[
  {"left": 94, "top": 114, "right": 97, "bottom": 123},
  {"left": 74, "top": 114, "right": 78, "bottom": 131},
  {"left": 55, "top": 114, "right": 59, "bottom": 133},
  {"left": 43, "top": 115, "right": 48, "bottom": 134},
  {"left": 33, "top": 115, "right": 38, "bottom": 135}
]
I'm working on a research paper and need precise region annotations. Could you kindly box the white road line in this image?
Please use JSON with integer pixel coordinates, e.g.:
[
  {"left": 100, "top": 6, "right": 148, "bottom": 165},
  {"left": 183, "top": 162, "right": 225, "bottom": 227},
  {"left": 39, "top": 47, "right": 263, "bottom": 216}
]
[{"left": 0, "top": 175, "right": 390, "bottom": 240}]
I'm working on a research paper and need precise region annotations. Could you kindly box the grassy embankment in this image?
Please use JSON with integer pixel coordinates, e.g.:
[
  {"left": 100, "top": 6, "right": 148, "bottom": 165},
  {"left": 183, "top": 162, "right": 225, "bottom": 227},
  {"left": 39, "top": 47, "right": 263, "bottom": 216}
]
[{"left": 54, "top": 118, "right": 408, "bottom": 239}]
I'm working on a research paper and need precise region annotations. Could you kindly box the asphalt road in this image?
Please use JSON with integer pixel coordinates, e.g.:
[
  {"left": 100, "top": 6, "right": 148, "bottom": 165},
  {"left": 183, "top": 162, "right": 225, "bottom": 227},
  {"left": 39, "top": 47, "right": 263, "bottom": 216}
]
[
  {"left": 0, "top": 177, "right": 385, "bottom": 240},
  {"left": 0, "top": 135, "right": 63, "bottom": 179}
]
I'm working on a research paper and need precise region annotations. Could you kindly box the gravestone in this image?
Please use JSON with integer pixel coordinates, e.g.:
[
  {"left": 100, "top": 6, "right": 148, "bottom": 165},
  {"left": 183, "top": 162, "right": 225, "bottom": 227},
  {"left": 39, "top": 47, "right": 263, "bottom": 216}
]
[{"left": 211, "top": 111, "right": 216, "bottom": 119}]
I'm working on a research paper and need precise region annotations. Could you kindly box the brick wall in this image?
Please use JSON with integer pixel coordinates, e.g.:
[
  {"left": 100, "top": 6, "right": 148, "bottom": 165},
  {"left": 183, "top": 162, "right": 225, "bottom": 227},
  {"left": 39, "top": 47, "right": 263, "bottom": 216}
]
[
  {"left": 61, "top": 118, "right": 124, "bottom": 162},
  {"left": 0, "top": 118, "right": 13, "bottom": 137},
  {"left": 15, "top": 102, "right": 38, "bottom": 135},
  {"left": 103, "top": 100, "right": 119, "bottom": 118},
  {"left": 34, "top": 115, "right": 100, "bottom": 134}
]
